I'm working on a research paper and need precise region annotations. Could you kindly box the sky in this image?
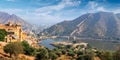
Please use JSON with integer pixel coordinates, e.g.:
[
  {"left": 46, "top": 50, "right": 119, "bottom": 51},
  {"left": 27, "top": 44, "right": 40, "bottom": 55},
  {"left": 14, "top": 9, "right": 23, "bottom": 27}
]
[{"left": 0, "top": 0, "right": 120, "bottom": 25}]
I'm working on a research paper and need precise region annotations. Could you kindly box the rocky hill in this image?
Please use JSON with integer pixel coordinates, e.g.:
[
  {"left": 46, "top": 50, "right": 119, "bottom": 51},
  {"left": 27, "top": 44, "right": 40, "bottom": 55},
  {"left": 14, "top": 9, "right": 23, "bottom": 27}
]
[
  {"left": 0, "top": 11, "right": 32, "bottom": 30},
  {"left": 43, "top": 12, "right": 120, "bottom": 40}
]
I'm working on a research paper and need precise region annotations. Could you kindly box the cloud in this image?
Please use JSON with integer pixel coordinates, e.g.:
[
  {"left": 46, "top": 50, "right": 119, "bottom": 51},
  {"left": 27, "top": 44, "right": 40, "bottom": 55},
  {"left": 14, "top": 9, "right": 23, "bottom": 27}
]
[
  {"left": 112, "top": 9, "right": 120, "bottom": 13},
  {"left": 84, "top": 1, "right": 120, "bottom": 14},
  {"left": 86, "top": 1, "right": 98, "bottom": 12},
  {"left": 0, "top": 8, "right": 24, "bottom": 15},
  {"left": 30, "top": 0, "right": 81, "bottom": 25},
  {"left": 85, "top": 1, "right": 108, "bottom": 13},
  {"left": 0, "top": 8, "right": 23, "bottom": 15},
  {"left": 96, "top": 7, "right": 106, "bottom": 11},
  {"left": 62, "top": 0, "right": 81, "bottom": 6},
  {"left": 4, "top": 0, "right": 120, "bottom": 25},
  {"left": 36, "top": 0, "right": 81, "bottom": 12},
  {"left": 6, "top": 0, "right": 16, "bottom": 2}
]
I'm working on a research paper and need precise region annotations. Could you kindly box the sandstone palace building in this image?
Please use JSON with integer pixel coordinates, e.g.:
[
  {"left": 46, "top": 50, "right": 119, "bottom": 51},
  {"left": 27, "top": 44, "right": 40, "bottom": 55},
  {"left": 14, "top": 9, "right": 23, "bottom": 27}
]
[{"left": 0, "top": 21, "right": 27, "bottom": 42}]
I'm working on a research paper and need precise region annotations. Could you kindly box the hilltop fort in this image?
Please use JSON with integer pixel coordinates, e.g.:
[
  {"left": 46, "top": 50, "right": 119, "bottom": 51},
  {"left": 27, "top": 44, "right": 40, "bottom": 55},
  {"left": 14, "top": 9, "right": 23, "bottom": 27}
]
[{"left": 0, "top": 20, "right": 27, "bottom": 42}]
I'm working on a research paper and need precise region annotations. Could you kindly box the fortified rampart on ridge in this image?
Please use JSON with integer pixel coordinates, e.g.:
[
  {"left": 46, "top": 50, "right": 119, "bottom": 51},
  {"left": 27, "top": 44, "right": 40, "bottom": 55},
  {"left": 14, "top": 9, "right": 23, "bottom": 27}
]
[{"left": 0, "top": 20, "right": 27, "bottom": 42}]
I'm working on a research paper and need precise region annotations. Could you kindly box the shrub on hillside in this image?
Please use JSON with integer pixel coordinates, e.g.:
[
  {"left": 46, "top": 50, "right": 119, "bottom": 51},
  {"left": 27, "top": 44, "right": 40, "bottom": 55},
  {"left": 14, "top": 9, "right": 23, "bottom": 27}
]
[
  {"left": 21, "top": 40, "right": 36, "bottom": 56},
  {"left": 4, "top": 42, "right": 23, "bottom": 58},
  {"left": 0, "top": 29, "right": 7, "bottom": 41}
]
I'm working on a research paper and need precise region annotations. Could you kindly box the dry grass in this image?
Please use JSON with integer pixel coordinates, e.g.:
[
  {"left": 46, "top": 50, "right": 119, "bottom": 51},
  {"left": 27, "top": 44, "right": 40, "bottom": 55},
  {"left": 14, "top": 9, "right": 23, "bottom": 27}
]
[
  {"left": 0, "top": 45, "right": 35, "bottom": 60},
  {"left": 94, "top": 57, "right": 101, "bottom": 60}
]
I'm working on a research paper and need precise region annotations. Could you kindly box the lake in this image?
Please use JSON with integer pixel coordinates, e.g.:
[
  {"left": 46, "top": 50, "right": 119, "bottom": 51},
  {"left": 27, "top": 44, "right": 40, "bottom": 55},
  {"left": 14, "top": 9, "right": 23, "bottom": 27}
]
[
  {"left": 39, "top": 39, "right": 57, "bottom": 49},
  {"left": 39, "top": 38, "right": 120, "bottom": 51},
  {"left": 39, "top": 38, "right": 69, "bottom": 49}
]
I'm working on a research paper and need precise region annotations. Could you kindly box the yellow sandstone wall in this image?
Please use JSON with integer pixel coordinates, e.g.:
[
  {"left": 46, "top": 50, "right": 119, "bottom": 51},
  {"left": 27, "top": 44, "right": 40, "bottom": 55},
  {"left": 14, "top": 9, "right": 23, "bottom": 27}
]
[{"left": 0, "top": 21, "right": 27, "bottom": 42}]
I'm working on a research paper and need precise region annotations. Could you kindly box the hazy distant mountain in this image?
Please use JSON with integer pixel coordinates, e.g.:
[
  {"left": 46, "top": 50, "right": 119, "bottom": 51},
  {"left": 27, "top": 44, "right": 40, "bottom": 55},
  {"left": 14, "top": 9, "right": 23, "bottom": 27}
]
[
  {"left": 43, "top": 12, "right": 120, "bottom": 40},
  {"left": 0, "top": 11, "right": 32, "bottom": 29}
]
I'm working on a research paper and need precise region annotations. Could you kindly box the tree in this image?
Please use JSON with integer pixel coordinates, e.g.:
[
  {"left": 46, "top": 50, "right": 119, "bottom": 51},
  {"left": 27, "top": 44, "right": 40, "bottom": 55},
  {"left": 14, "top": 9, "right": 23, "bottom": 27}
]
[
  {"left": 77, "top": 55, "right": 87, "bottom": 60},
  {"left": 113, "top": 48, "right": 120, "bottom": 60},
  {"left": 53, "top": 48, "right": 59, "bottom": 51},
  {"left": 66, "top": 45, "right": 72, "bottom": 49},
  {"left": 67, "top": 51, "right": 75, "bottom": 57},
  {"left": 77, "top": 51, "right": 84, "bottom": 56},
  {"left": 4, "top": 42, "right": 23, "bottom": 58},
  {"left": 55, "top": 51, "right": 62, "bottom": 57},
  {"left": 61, "top": 49, "right": 66, "bottom": 54},
  {"left": 87, "top": 52, "right": 95, "bottom": 60},
  {"left": 35, "top": 48, "right": 49, "bottom": 60},
  {"left": 98, "top": 51, "right": 113, "bottom": 60},
  {"left": 21, "top": 41, "right": 36, "bottom": 56},
  {"left": 77, "top": 54, "right": 94, "bottom": 60},
  {"left": 0, "top": 29, "right": 7, "bottom": 41},
  {"left": 76, "top": 50, "right": 95, "bottom": 60},
  {"left": 49, "top": 51, "right": 58, "bottom": 60},
  {"left": 53, "top": 48, "right": 62, "bottom": 57}
]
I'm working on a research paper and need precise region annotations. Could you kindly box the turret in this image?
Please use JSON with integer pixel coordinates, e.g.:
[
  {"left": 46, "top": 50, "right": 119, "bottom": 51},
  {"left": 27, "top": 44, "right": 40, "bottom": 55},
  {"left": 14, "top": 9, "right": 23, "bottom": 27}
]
[{"left": 8, "top": 20, "right": 14, "bottom": 26}]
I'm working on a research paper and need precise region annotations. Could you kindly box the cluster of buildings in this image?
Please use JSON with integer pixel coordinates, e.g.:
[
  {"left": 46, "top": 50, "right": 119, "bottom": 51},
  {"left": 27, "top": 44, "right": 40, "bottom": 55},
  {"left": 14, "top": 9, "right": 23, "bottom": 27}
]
[
  {"left": 0, "top": 21, "right": 27, "bottom": 42},
  {"left": 0, "top": 21, "right": 39, "bottom": 48}
]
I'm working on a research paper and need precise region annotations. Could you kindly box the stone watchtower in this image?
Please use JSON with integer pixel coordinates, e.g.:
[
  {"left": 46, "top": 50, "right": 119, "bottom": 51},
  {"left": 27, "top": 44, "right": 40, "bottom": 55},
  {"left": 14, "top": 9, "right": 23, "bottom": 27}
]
[{"left": 16, "top": 22, "right": 22, "bottom": 41}]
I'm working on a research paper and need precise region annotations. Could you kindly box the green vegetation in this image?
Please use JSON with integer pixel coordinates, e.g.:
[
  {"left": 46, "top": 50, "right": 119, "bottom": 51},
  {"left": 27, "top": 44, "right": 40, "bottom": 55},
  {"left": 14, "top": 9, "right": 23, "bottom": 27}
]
[
  {"left": 97, "top": 51, "right": 113, "bottom": 60},
  {"left": 21, "top": 40, "right": 36, "bottom": 56},
  {"left": 4, "top": 42, "right": 23, "bottom": 58},
  {"left": 36, "top": 48, "right": 49, "bottom": 60},
  {"left": 95, "top": 48, "right": 120, "bottom": 60},
  {"left": 49, "top": 51, "right": 58, "bottom": 60},
  {"left": 113, "top": 48, "right": 120, "bottom": 60},
  {"left": 80, "top": 39, "right": 120, "bottom": 51},
  {"left": 0, "top": 29, "right": 7, "bottom": 41},
  {"left": 3, "top": 41, "right": 37, "bottom": 58},
  {"left": 2, "top": 41, "right": 120, "bottom": 60}
]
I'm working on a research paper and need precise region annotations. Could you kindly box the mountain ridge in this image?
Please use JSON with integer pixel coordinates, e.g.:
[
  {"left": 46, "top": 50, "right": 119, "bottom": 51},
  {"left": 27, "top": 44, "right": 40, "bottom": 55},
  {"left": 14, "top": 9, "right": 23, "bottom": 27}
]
[
  {"left": 0, "top": 11, "right": 32, "bottom": 30},
  {"left": 43, "top": 11, "right": 120, "bottom": 40}
]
